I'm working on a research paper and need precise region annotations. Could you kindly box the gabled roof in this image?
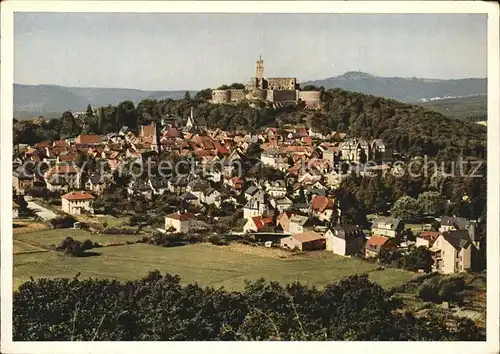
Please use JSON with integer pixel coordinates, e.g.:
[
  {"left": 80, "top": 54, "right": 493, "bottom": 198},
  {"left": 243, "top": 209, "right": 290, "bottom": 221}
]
[
  {"left": 251, "top": 216, "right": 273, "bottom": 230},
  {"left": 180, "top": 191, "right": 198, "bottom": 200},
  {"left": 371, "top": 217, "right": 402, "bottom": 231},
  {"left": 204, "top": 187, "right": 219, "bottom": 196},
  {"left": 245, "top": 185, "right": 259, "bottom": 196},
  {"left": 45, "top": 165, "right": 80, "bottom": 179},
  {"left": 166, "top": 211, "right": 196, "bottom": 221},
  {"left": 418, "top": 231, "right": 440, "bottom": 245},
  {"left": 331, "top": 224, "right": 364, "bottom": 240},
  {"left": 311, "top": 195, "right": 334, "bottom": 213},
  {"left": 442, "top": 230, "right": 472, "bottom": 250},
  {"left": 367, "top": 235, "right": 390, "bottom": 247},
  {"left": 440, "top": 216, "right": 470, "bottom": 230},
  {"left": 290, "top": 231, "right": 324, "bottom": 243},
  {"left": 62, "top": 191, "right": 95, "bottom": 201},
  {"left": 76, "top": 134, "right": 101, "bottom": 145}
]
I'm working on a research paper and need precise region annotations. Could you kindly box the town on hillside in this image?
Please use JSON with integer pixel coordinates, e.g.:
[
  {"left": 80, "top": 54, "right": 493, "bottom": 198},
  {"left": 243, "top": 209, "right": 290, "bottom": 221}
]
[
  {"left": 13, "top": 97, "right": 486, "bottom": 277},
  {"left": 8, "top": 8, "right": 495, "bottom": 344}
]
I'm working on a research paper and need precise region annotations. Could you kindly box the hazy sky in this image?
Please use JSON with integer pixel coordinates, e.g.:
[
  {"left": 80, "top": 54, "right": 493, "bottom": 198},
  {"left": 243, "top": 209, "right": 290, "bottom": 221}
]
[{"left": 14, "top": 13, "right": 487, "bottom": 90}]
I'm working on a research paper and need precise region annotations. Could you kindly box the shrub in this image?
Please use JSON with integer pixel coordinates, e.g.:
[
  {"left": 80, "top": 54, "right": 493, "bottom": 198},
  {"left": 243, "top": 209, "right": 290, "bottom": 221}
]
[
  {"left": 56, "top": 237, "right": 84, "bottom": 257},
  {"left": 417, "top": 276, "right": 466, "bottom": 304},
  {"left": 50, "top": 215, "right": 77, "bottom": 229},
  {"left": 208, "top": 235, "right": 227, "bottom": 246},
  {"left": 417, "top": 281, "right": 439, "bottom": 302}
]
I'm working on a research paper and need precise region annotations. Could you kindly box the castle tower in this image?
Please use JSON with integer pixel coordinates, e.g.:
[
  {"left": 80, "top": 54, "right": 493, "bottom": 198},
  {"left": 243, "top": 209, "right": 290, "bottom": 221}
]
[
  {"left": 256, "top": 55, "right": 264, "bottom": 80},
  {"left": 256, "top": 55, "right": 264, "bottom": 89}
]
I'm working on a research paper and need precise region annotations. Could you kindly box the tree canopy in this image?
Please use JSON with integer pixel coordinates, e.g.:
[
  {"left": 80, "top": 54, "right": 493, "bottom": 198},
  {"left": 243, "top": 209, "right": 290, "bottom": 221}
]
[{"left": 13, "top": 272, "right": 484, "bottom": 341}]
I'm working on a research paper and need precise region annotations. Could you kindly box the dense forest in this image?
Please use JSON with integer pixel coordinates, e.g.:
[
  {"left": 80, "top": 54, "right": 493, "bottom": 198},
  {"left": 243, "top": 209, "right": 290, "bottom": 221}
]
[
  {"left": 13, "top": 272, "right": 484, "bottom": 341},
  {"left": 13, "top": 87, "right": 486, "bottom": 161}
]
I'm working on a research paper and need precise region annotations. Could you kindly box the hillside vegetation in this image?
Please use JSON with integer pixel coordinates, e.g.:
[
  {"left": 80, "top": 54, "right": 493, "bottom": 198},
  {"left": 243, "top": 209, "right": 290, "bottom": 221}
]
[
  {"left": 419, "top": 95, "right": 487, "bottom": 121},
  {"left": 13, "top": 272, "right": 484, "bottom": 341}
]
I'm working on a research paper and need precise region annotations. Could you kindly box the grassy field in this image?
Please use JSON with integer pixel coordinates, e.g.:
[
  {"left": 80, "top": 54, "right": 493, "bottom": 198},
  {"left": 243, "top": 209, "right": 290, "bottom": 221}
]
[
  {"left": 13, "top": 229, "right": 417, "bottom": 291},
  {"left": 14, "top": 229, "right": 142, "bottom": 248},
  {"left": 13, "top": 239, "right": 48, "bottom": 255}
]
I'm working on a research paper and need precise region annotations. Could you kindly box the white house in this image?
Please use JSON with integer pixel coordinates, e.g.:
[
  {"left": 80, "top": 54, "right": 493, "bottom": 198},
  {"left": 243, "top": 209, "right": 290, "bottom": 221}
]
[
  {"left": 243, "top": 216, "right": 274, "bottom": 233},
  {"left": 61, "top": 191, "right": 95, "bottom": 215},
  {"left": 243, "top": 199, "right": 268, "bottom": 219},
  {"left": 415, "top": 231, "right": 440, "bottom": 248},
  {"left": 264, "top": 180, "right": 287, "bottom": 198},
  {"left": 429, "top": 230, "right": 474, "bottom": 274},
  {"left": 165, "top": 211, "right": 196, "bottom": 233},
  {"left": 325, "top": 225, "right": 365, "bottom": 256},
  {"left": 270, "top": 196, "right": 293, "bottom": 213},
  {"left": 202, "top": 187, "right": 221, "bottom": 206}
]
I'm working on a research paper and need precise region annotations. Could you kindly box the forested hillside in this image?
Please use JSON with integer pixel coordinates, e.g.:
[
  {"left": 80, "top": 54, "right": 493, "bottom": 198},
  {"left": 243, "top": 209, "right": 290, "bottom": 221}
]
[{"left": 13, "top": 88, "right": 486, "bottom": 161}]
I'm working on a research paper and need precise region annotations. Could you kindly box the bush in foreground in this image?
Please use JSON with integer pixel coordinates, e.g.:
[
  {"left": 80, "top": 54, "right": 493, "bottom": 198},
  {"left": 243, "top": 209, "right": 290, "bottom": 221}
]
[{"left": 13, "top": 273, "right": 484, "bottom": 341}]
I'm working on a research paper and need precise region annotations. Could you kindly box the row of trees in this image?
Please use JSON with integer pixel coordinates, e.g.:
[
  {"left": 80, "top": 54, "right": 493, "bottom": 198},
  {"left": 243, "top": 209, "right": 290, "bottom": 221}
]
[
  {"left": 338, "top": 161, "right": 487, "bottom": 222},
  {"left": 13, "top": 272, "right": 484, "bottom": 341},
  {"left": 378, "top": 246, "right": 434, "bottom": 273}
]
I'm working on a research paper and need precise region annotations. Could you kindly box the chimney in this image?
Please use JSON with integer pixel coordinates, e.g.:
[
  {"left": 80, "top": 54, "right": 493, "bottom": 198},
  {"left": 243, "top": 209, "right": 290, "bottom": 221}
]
[{"left": 177, "top": 210, "right": 181, "bottom": 215}]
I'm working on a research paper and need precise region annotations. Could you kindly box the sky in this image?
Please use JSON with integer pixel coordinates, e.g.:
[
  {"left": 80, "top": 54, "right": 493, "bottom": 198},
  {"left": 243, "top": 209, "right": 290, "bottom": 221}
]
[{"left": 14, "top": 13, "right": 487, "bottom": 91}]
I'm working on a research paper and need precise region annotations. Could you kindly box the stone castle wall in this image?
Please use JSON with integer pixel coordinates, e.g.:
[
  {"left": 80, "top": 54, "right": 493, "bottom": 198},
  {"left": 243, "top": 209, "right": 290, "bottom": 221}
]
[
  {"left": 269, "top": 90, "right": 298, "bottom": 103},
  {"left": 267, "top": 77, "right": 297, "bottom": 90},
  {"left": 229, "top": 89, "right": 246, "bottom": 102},
  {"left": 247, "top": 89, "right": 267, "bottom": 101},
  {"left": 212, "top": 90, "right": 231, "bottom": 104},
  {"left": 299, "top": 91, "right": 321, "bottom": 109},
  {"left": 211, "top": 58, "right": 320, "bottom": 109}
]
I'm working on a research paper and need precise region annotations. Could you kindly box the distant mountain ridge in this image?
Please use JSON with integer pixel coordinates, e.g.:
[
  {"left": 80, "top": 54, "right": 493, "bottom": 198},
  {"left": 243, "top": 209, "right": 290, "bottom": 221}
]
[
  {"left": 14, "top": 84, "right": 196, "bottom": 113},
  {"left": 14, "top": 71, "right": 487, "bottom": 114},
  {"left": 301, "top": 72, "right": 487, "bottom": 103}
]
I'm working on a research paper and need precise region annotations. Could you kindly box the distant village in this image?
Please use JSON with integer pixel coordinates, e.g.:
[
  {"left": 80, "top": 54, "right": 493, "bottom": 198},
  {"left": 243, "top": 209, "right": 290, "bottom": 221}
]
[{"left": 13, "top": 104, "right": 483, "bottom": 275}]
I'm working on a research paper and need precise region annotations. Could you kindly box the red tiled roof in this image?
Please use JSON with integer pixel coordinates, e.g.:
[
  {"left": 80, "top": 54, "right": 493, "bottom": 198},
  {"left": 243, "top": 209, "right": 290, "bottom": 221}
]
[
  {"left": 230, "top": 177, "right": 243, "bottom": 188},
  {"left": 45, "top": 165, "right": 80, "bottom": 178},
  {"left": 166, "top": 212, "right": 195, "bottom": 221},
  {"left": 418, "top": 231, "right": 440, "bottom": 244},
  {"left": 141, "top": 125, "right": 155, "bottom": 138},
  {"left": 292, "top": 231, "right": 324, "bottom": 243},
  {"left": 53, "top": 140, "right": 69, "bottom": 147},
  {"left": 164, "top": 127, "right": 180, "bottom": 138},
  {"left": 311, "top": 195, "right": 334, "bottom": 213},
  {"left": 59, "top": 154, "right": 77, "bottom": 162},
  {"left": 62, "top": 191, "right": 95, "bottom": 201},
  {"left": 34, "top": 141, "right": 51, "bottom": 149},
  {"left": 367, "top": 235, "right": 389, "bottom": 247},
  {"left": 76, "top": 134, "right": 101, "bottom": 145},
  {"left": 252, "top": 216, "right": 273, "bottom": 229},
  {"left": 217, "top": 146, "right": 229, "bottom": 154}
]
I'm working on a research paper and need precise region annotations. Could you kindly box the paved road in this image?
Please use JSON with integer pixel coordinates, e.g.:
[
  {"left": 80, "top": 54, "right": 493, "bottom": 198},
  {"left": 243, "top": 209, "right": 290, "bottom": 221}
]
[{"left": 27, "top": 201, "right": 57, "bottom": 221}]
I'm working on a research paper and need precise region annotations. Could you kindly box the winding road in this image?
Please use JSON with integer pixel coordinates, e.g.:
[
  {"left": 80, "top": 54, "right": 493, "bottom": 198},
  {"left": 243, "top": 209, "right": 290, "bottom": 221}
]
[{"left": 26, "top": 201, "right": 57, "bottom": 221}]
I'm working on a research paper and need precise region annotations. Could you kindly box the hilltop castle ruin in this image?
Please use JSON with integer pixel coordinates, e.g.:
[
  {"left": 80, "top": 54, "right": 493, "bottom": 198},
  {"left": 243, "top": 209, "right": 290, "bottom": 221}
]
[{"left": 211, "top": 57, "right": 321, "bottom": 109}]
